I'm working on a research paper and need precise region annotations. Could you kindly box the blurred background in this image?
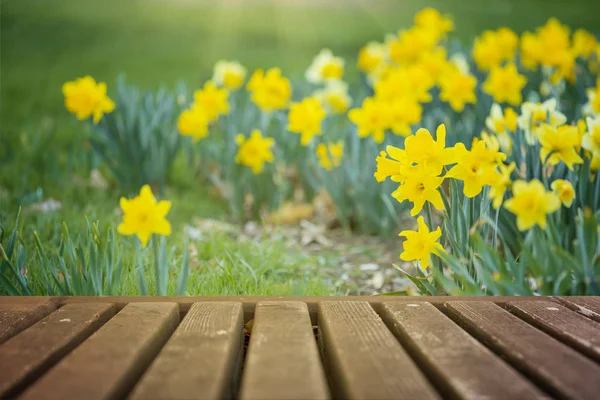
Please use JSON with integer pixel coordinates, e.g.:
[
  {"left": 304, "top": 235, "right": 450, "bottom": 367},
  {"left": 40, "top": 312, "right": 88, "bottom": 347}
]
[{"left": 2, "top": 0, "right": 599, "bottom": 135}]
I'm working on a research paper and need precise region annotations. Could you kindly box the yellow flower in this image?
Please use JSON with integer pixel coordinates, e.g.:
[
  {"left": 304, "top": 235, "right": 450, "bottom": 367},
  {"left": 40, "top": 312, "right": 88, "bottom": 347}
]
[
  {"left": 357, "top": 41, "right": 387, "bottom": 75},
  {"left": 537, "top": 18, "right": 571, "bottom": 67},
  {"left": 193, "top": 81, "right": 230, "bottom": 122},
  {"left": 235, "top": 129, "right": 275, "bottom": 174},
  {"left": 404, "top": 124, "right": 457, "bottom": 176},
  {"left": 414, "top": 7, "right": 453, "bottom": 40},
  {"left": 392, "top": 165, "right": 444, "bottom": 216},
  {"left": 488, "top": 162, "right": 516, "bottom": 209},
  {"left": 537, "top": 124, "right": 583, "bottom": 170},
  {"left": 520, "top": 31, "right": 542, "bottom": 70},
  {"left": 389, "top": 96, "right": 422, "bottom": 136},
  {"left": 482, "top": 63, "right": 527, "bottom": 106},
  {"left": 504, "top": 180, "right": 560, "bottom": 231},
  {"left": 212, "top": 60, "right": 247, "bottom": 90},
  {"left": 374, "top": 66, "right": 434, "bottom": 103},
  {"left": 118, "top": 185, "right": 172, "bottom": 247},
  {"left": 389, "top": 26, "right": 438, "bottom": 65},
  {"left": 247, "top": 68, "right": 292, "bottom": 112},
  {"left": 62, "top": 76, "right": 115, "bottom": 124},
  {"left": 306, "top": 49, "right": 344, "bottom": 83},
  {"left": 551, "top": 179, "right": 575, "bottom": 207},
  {"left": 316, "top": 141, "right": 344, "bottom": 171},
  {"left": 177, "top": 105, "right": 209, "bottom": 142},
  {"left": 348, "top": 97, "right": 391, "bottom": 143},
  {"left": 374, "top": 146, "right": 408, "bottom": 183},
  {"left": 287, "top": 97, "right": 326, "bottom": 146},
  {"left": 399, "top": 216, "right": 444, "bottom": 270},
  {"left": 313, "top": 81, "right": 352, "bottom": 114},
  {"left": 472, "top": 28, "right": 518, "bottom": 71},
  {"left": 446, "top": 139, "right": 506, "bottom": 198},
  {"left": 582, "top": 116, "right": 600, "bottom": 155},
  {"left": 484, "top": 104, "right": 516, "bottom": 152},
  {"left": 518, "top": 98, "right": 567, "bottom": 144},
  {"left": 417, "top": 47, "right": 450, "bottom": 84},
  {"left": 439, "top": 69, "right": 477, "bottom": 112}
]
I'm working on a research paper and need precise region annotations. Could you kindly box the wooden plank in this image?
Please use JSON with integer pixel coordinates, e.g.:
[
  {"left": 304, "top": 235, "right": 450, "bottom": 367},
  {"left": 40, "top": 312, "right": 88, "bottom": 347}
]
[
  {"left": 507, "top": 301, "right": 600, "bottom": 362},
  {"left": 240, "top": 301, "right": 329, "bottom": 400},
  {"left": 0, "top": 303, "right": 115, "bottom": 398},
  {"left": 20, "top": 302, "right": 179, "bottom": 400},
  {"left": 0, "top": 300, "right": 57, "bottom": 343},
  {"left": 556, "top": 296, "right": 600, "bottom": 322},
  {"left": 319, "top": 301, "right": 439, "bottom": 400},
  {"left": 130, "top": 302, "right": 244, "bottom": 400},
  {"left": 380, "top": 302, "right": 546, "bottom": 399},
  {"left": 55, "top": 296, "right": 564, "bottom": 325},
  {"left": 445, "top": 301, "right": 600, "bottom": 400}
]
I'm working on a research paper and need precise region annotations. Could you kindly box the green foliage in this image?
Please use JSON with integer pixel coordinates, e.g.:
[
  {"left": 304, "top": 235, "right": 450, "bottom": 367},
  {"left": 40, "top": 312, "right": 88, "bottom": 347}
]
[{"left": 91, "top": 78, "right": 183, "bottom": 195}]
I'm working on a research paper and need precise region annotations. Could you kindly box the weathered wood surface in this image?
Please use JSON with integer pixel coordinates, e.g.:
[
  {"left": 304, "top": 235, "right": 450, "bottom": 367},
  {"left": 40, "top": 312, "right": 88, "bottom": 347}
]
[
  {"left": 130, "top": 302, "right": 244, "bottom": 400},
  {"left": 507, "top": 300, "right": 600, "bottom": 362},
  {"left": 445, "top": 301, "right": 600, "bottom": 400},
  {"left": 380, "top": 302, "right": 545, "bottom": 399},
  {"left": 557, "top": 296, "right": 600, "bottom": 322},
  {"left": 319, "top": 301, "right": 439, "bottom": 400},
  {"left": 0, "top": 299, "right": 56, "bottom": 343},
  {"left": 20, "top": 302, "right": 179, "bottom": 400},
  {"left": 0, "top": 296, "right": 599, "bottom": 399},
  {"left": 0, "top": 303, "right": 115, "bottom": 398},
  {"left": 240, "top": 301, "right": 329, "bottom": 400}
]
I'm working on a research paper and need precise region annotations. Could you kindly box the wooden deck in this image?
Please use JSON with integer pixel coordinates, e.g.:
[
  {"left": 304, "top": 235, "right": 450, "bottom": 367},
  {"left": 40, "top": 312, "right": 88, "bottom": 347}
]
[{"left": 1, "top": 296, "right": 599, "bottom": 399}]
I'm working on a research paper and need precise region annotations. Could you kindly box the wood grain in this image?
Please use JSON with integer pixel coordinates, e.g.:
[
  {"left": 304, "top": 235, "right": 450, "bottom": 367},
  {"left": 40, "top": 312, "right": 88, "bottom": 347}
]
[
  {"left": 555, "top": 296, "right": 600, "bottom": 322},
  {"left": 129, "top": 302, "right": 244, "bottom": 400},
  {"left": 319, "top": 301, "right": 439, "bottom": 400},
  {"left": 380, "top": 301, "right": 546, "bottom": 399},
  {"left": 0, "top": 300, "right": 57, "bottom": 343},
  {"left": 507, "top": 300, "right": 600, "bottom": 362},
  {"left": 0, "top": 303, "right": 115, "bottom": 398},
  {"left": 445, "top": 301, "right": 600, "bottom": 400},
  {"left": 240, "top": 301, "right": 329, "bottom": 400},
  {"left": 19, "top": 302, "right": 179, "bottom": 400}
]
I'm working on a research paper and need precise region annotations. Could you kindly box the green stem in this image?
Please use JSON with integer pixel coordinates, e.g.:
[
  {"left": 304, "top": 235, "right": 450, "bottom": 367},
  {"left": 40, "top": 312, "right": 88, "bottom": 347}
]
[{"left": 152, "top": 235, "right": 160, "bottom": 295}]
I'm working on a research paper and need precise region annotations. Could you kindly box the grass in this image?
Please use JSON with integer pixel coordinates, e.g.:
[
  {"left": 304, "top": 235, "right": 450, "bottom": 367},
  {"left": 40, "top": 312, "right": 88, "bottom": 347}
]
[{"left": 1, "top": 0, "right": 599, "bottom": 296}]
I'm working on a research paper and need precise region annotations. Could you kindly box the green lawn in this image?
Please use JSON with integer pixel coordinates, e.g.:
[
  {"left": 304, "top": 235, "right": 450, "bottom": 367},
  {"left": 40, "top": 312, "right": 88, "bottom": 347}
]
[{"left": 1, "top": 0, "right": 599, "bottom": 296}]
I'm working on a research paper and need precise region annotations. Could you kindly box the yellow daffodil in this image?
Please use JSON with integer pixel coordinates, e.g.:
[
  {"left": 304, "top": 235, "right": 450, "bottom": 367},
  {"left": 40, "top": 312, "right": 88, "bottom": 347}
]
[
  {"left": 486, "top": 103, "right": 518, "bottom": 134},
  {"left": 62, "top": 76, "right": 115, "bottom": 124},
  {"left": 582, "top": 116, "right": 600, "bottom": 155},
  {"left": 536, "top": 18, "right": 571, "bottom": 67},
  {"left": 193, "top": 81, "right": 230, "bottom": 122},
  {"left": 403, "top": 124, "right": 457, "bottom": 176},
  {"left": 212, "top": 60, "right": 247, "bottom": 90},
  {"left": 118, "top": 185, "right": 171, "bottom": 247},
  {"left": 472, "top": 28, "right": 518, "bottom": 71},
  {"left": 177, "top": 105, "right": 209, "bottom": 142},
  {"left": 414, "top": 7, "right": 453, "bottom": 40},
  {"left": 504, "top": 179, "right": 560, "bottom": 231},
  {"left": 488, "top": 162, "right": 516, "bottom": 209},
  {"left": 235, "top": 129, "right": 275, "bottom": 174},
  {"left": 313, "top": 81, "right": 352, "bottom": 114},
  {"left": 389, "top": 96, "right": 422, "bottom": 136},
  {"left": 306, "top": 49, "right": 345, "bottom": 84},
  {"left": 392, "top": 165, "right": 445, "bottom": 216},
  {"left": 357, "top": 41, "right": 387, "bottom": 75},
  {"left": 446, "top": 139, "right": 506, "bottom": 198},
  {"left": 316, "top": 141, "right": 344, "bottom": 171},
  {"left": 348, "top": 97, "right": 391, "bottom": 143},
  {"left": 399, "top": 216, "right": 444, "bottom": 270},
  {"left": 374, "top": 146, "right": 409, "bottom": 183},
  {"left": 439, "top": 69, "right": 477, "bottom": 112},
  {"left": 247, "top": 68, "right": 292, "bottom": 112},
  {"left": 287, "top": 97, "right": 326, "bottom": 146},
  {"left": 389, "top": 26, "right": 438, "bottom": 65},
  {"left": 537, "top": 124, "right": 583, "bottom": 170},
  {"left": 374, "top": 66, "right": 434, "bottom": 104},
  {"left": 551, "top": 179, "right": 575, "bottom": 207},
  {"left": 518, "top": 98, "right": 567, "bottom": 145},
  {"left": 417, "top": 47, "right": 450, "bottom": 84},
  {"left": 520, "top": 31, "right": 542, "bottom": 70},
  {"left": 482, "top": 63, "right": 527, "bottom": 106}
]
